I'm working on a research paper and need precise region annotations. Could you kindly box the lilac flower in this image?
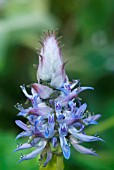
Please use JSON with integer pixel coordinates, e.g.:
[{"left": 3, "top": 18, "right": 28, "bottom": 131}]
[{"left": 15, "top": 31, "right": 104, "bottom": 167}]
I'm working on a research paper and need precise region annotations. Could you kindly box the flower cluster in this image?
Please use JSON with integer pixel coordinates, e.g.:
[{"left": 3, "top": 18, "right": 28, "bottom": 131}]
[{"left": 15, "top": 31, "right": 103, "bottom": 167}]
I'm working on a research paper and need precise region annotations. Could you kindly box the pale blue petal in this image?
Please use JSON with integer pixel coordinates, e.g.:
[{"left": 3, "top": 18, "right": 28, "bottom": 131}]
[
  {"left": 64, "top": 117, "right": 80, "bottom": 126},
  {"left": 15, "top": 138, "right": 40, "bottom": 152},
  {"left": 14, "top": 143, "right": 32, "bottom": 152},
  {"left": 44, "top": 114, "right": 55, "bottom": 138},
  {"left": 57, "top": 114, "right": 65, "bottom": 120},
  {"left": 76, "top": 103, "right": 87, "bottom": 117},
  {"left": 52, "top": 137, "right": 58, "bottom": 148},
  {"left": 15, "top": 120, "right": 29, "bottom": 131},
  {"left": 44, "top": 126, "right": 55, "bottom": 138},
  {"left": 18, "top": 107, "right": 32, "bottom": 117},
  {"left": 16, "top": 131, "right": 31, "bottom": 140},
  {"left": 43, "top": 151, "right": 52, "bottom": 167},
  {"left": 69, "top": 125, "right": 84, "bottom": 133},
  {"left": 62, "top": 144, "right": 70, "bottom": 159},
  {"left": 70, "top": 80, "right": 79, "bottom": 89},
  {"left": 18, "top": 141, "right": 46, "bottom": 162},
  {"left": 91, "top": 114, "right": 102, "bottom": 121},
  {"left": 69, "top": 126, "right": 104, "bottom": 142},
  {"left": 60, "top": 136, "right": 70, "bottom": 159},
  {"left": 73, "top": 87, "right": 94, "bottom": 94},
  {"left": 70, "top": 136, "right": 98, "bottom": 156},
  {"left": 55, "top": 101, "right": 62, "bottom": 111},
  {"left": 84, "top": 114, "right": 102, "bottom": 125},
  {"left": 55, "top": 87, "right": 93, "bottom": 106},
  {"left": 31, "top": 95, "right": 39, "bottom": 108},
  {"left": 48, "top": 114, "right": 54, "bottom": 124},
  {"left": 59, "top": 124, "right": 68, "bottom": 136},
  {"left": 44, "top": 127, "right": 50, "bottom": 138},
  {"left": 58, "top": 83, "right": 71, "bottom": 95}
]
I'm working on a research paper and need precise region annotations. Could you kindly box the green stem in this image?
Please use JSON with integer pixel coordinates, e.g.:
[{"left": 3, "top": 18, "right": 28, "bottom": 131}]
[
  {"left": 39, "top": 154, "right": 64, "bottom": 170},
  {"left": 39, "top": 145, "right": 64, "bottom": 170}
]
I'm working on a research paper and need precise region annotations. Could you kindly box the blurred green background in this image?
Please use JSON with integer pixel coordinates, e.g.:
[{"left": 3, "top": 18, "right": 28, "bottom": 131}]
[{"left": 0, "top": 0, "right": 114, "bottom": 169}]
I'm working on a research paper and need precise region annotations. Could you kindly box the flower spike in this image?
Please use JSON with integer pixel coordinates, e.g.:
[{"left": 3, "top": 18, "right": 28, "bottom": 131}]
[{"left": 15, "top": 31, "right": 104, "bottom": 167}]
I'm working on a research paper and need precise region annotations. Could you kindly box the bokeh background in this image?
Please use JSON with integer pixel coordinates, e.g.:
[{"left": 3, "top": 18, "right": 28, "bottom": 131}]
[{"left": 0, "top": 0, "right": 114, "bottom": 170}]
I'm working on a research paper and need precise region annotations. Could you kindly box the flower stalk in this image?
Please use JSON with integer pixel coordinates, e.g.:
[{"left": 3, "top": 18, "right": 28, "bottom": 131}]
[{"left": 39, "top": 145, "right": 64, "bottom": 170}]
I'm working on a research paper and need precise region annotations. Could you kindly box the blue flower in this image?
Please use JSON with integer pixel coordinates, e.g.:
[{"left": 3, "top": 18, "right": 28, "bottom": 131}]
[{"left": 15, "top": 31, "right": 104, "bottom": 167}]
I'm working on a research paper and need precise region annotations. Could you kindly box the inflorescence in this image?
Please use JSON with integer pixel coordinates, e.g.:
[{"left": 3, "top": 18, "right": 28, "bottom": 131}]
[{"left": 15, "top": 31, "right": 104, "bottom": 167}]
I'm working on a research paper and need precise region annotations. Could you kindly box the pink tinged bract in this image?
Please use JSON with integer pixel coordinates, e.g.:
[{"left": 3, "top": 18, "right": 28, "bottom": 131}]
[
  {"left": 37, "top": 33, "right": 67, "bottom": 87},
  {"left": 32, "top": 83, "right": 53, "bottom": 99},
  {"left": 28, "top": 104, "right": 53, "bottom": 118},
  {"left": 50, "top": 63, "right": 67, "bottom": 88}
]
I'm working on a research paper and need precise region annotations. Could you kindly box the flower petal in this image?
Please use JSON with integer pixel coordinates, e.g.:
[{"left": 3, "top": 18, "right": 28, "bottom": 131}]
[
  {"left": 70, "top": 80, "right": 80, "bottom": 89},
  {"left": 69, "top": 126, "right": 104, "bottom": 142},
  {"left": 56, "top": 86, "right": 94, "bottom": 106},
  {"left": 20, "top": 85, "right": 33, "bottom": 99},
  {"left": 44, "top": 126, "right": 55, "bottom": 139},
  {"left": 84, "top": 114, "right": 102, "bottom": 125},
  {"left": 18, "top": 141, "right": 47, "bottom": 163},
  {"left": 55, "top": 101, "right": 62, "bottom": 111},
  {"left": 17, "top": 107, "right": 32, "bottom": 117},
  {"left": 44, "top": 114, "right": 55, "bottom": 138},
  {"left": 15, "top": 138, "right": 40, "bottom": 152},
  {"left": 52, "top": 137, "right": 58, "bottom": 148},
  {"left": 43, "top": 148, "right": 52, "bottom": 167},
  {"left": 76, "top": 103, "right": 87, "bottom": 117},
  {"left": 73, "top": 87, "right": 94, "bottom": 94},
  {"left": 16, "top": 131, "right": 31, "bottom": 140},
  {"left": 62, "top": 144, "right": 70, "bottom": 159},
  {"left": 14, "top": 143, "right": 32, "bottom": 152},
  {"left": 70, "top": 136, "right": 98, "bottom": 156},
  {"left": 60, "top": 136, "right": 70, "bottom": 159},
  {"left": 48, "top": 114, "right": 54, "bottom": 124},
  {"left": 31, "top": 95, "right": 41, "bottom": 108},
  {"left": 59, "top": 124, "right": 68, "bottom": 136},
  {"left": 68, "top": 100, "right": 76, "bottom": 113},
  {"left": 15, "top": 120, "right": 29, "bottom": 131},
  {"left": 63, "top": 117, "right": 80, "bottom": 126}
]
